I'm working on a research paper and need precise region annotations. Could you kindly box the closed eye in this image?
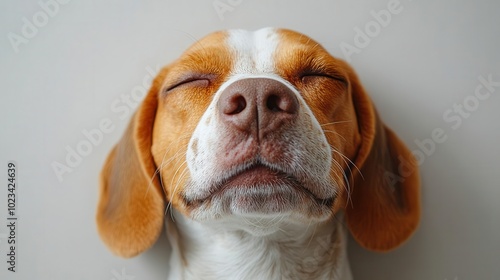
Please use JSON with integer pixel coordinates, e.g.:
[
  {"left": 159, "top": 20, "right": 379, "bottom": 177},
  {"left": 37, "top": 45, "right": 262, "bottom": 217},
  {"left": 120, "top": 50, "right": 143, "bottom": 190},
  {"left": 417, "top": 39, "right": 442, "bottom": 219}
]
[
  {"left": 300, "top": 73, "right": 346, "bottom": 85},
  {"left": 166, "top": 77, "right": 211, "bottom": 92}
]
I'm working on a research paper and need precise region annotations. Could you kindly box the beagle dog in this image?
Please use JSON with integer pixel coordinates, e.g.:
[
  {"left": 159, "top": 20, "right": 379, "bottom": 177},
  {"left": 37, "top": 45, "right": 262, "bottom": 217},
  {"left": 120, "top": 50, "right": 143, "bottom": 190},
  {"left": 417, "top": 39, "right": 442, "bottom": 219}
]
[{"left": 96, "top": 28, "right": 420, "bottom": 280}]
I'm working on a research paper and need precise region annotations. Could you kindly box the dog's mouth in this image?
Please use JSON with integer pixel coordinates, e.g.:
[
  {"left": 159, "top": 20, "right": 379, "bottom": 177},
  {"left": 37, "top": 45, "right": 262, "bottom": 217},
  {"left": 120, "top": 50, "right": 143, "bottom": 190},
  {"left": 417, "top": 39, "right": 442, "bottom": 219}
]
[
  {"left": 183, "top": 162, "right": 334, "bottom": 210},
  {"left": 216, "top": 164, "right": 293, "bottom": 193}
]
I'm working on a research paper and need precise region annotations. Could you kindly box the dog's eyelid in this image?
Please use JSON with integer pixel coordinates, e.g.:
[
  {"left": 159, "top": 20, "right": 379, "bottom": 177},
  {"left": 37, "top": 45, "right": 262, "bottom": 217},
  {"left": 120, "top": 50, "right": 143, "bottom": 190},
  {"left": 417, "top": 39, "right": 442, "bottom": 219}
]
[
  {"left": 164, "top": 74, "right": 215, "bottom": 92},
  {"left": 300, "top": 72, "right": 348, "bottom": 86}
]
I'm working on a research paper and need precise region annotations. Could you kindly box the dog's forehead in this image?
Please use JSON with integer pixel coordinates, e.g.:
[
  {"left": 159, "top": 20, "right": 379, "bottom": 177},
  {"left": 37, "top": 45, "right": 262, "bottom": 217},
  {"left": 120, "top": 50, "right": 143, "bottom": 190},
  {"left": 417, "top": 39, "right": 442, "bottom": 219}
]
[
  {"left": 226, "top": 28, "right": 279, "bottom": 74},
  {"left": 181, "top": 28, "right": 321, "bottom": 74}
]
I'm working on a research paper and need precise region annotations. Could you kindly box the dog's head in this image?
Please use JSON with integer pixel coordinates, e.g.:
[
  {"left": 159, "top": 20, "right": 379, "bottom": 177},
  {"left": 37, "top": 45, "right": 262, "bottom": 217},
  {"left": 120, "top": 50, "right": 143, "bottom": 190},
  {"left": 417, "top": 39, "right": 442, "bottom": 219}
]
[{"left": 96, "top": 28, "right": 420, "bottom": 258}]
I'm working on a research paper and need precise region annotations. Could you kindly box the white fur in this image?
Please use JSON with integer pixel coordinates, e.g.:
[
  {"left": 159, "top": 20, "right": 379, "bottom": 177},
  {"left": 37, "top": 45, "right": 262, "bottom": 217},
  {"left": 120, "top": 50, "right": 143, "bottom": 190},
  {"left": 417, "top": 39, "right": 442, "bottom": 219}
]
[
  {"left": 167, "top": 209, "right": 352, "bottom": 280},
  {"left": 169, "top": 28, "right": 352, "bottom": 279},
  {"left": 228, "top": 28, "right": 278, "bottom": 74}
]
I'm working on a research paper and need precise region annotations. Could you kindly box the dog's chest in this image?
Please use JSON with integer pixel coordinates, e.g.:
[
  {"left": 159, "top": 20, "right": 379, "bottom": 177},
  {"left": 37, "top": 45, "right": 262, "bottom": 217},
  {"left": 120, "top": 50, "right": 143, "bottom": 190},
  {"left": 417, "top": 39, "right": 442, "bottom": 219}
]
[{"left": 165, "top": 213, "right": 352, "bottom": 280}]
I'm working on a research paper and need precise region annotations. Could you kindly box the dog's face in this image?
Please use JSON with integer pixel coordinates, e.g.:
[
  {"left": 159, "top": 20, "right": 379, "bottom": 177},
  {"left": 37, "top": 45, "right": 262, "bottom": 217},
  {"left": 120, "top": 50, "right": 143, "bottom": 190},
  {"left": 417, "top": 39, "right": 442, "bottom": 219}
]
[
  {"left": 153, "top": 29, "right": 359, "bottom": 225},
  {"left": 97, "top": 28, "right": 420, "bottom": 258}
]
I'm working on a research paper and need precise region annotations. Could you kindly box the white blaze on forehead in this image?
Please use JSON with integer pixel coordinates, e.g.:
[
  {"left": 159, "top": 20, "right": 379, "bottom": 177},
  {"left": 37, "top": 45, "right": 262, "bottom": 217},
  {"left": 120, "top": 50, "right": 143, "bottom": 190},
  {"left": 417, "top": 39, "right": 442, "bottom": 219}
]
[{"left": 227, "top": 28, "right": 279, "bottom": 75}]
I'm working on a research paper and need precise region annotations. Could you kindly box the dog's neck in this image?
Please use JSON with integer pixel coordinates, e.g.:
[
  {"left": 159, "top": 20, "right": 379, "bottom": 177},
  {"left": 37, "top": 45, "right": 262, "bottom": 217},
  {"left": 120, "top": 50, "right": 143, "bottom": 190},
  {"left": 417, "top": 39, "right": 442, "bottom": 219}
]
[{"left": 166, "top": 210, "right": 352, "bottom": 280}]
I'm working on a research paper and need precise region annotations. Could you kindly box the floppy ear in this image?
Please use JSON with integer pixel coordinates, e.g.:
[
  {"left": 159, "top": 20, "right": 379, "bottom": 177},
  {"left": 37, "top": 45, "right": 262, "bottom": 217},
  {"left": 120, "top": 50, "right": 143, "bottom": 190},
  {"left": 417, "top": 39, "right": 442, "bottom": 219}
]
[
  {"left": 96, "top": 69, "right": 167, "bottom": 258},
  {"left": 345, "top": 69, "right": 421, "bottom": 252}
]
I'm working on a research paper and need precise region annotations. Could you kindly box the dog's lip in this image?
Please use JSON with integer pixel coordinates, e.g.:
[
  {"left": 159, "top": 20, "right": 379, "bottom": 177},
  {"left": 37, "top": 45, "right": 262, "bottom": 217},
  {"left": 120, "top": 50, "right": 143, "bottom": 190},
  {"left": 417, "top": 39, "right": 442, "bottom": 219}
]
[
  {"left": 192, "top": 163, "right": 334, "bottom": 207},
  {"left": 218, "top": 164, "right": 291, "bottom": 191}
]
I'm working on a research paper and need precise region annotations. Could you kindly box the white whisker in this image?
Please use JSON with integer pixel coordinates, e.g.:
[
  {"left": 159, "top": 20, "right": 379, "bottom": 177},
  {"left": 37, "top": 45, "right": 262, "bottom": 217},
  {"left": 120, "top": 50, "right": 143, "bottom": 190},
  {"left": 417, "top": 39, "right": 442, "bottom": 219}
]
[
  {"left": 319, "top": 120, "right": 352, "bottom": 127},
  {"left": 323, "top": 129, "right": 347, "bottom": 143}
]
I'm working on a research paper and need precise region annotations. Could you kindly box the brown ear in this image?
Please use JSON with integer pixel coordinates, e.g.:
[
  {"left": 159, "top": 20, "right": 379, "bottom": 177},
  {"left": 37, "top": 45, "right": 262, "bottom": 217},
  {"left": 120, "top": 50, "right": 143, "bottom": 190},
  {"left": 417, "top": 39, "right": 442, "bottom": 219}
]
[
  {"left": 345, "top": 70, "right": 421, "bottom": 252},
  {"left": 96, "top": 69, "right": 167, "bottom": 258}
]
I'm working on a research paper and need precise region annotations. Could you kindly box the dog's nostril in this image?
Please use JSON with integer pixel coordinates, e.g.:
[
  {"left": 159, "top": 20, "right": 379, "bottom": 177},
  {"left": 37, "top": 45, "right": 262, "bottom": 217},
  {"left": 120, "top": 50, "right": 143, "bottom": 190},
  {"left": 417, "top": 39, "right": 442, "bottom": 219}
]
[
  {"left": 266, "top": 94, "right": 282, "bottom": 112},
  {"left": 224, "top": 94, "right": 247, "bottom": 115},
  {"left": 266, "top": 93, "right": 297, "bottom": 113}
]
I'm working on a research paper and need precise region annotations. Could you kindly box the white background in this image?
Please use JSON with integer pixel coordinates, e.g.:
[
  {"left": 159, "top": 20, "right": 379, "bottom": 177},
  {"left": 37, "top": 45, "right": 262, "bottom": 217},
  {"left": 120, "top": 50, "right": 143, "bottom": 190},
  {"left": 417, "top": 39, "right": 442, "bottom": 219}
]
[{"left": 1, "top": 0, "right": 499, "bottom": 279}]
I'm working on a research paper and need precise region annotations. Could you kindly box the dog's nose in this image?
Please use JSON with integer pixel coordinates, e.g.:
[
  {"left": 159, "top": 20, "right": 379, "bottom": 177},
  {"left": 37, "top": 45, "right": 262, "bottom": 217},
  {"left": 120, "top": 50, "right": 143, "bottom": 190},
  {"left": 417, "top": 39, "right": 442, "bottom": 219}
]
[{"left": 217, "top": 78, "right": 299, "bottom": 139}]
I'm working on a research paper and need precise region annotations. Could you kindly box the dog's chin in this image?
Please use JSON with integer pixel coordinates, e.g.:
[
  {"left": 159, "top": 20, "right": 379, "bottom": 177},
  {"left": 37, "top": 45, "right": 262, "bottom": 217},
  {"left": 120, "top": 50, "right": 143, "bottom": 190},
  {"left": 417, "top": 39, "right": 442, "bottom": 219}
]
[
  {"left": 212, "top": 184, "right": 309, "bottom": 214},
  {"left": 183, "top": 165, "right": 335, "bottom": 219},
  {"left": 184, "top": 183, "right": 335, "bottom": 226}
]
